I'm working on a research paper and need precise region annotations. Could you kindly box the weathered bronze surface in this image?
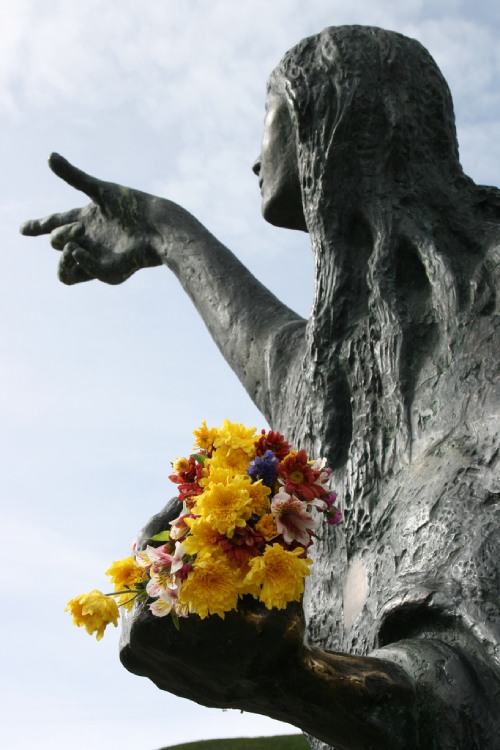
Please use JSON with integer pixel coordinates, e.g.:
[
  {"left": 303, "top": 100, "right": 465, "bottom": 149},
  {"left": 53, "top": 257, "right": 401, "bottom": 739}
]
[{"left": 22, "top": 25, "right": 499, "bottom": 750}]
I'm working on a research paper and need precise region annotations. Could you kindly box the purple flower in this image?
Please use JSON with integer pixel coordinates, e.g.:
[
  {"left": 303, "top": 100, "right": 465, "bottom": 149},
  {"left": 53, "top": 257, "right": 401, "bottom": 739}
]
[
  {"left": 324, "top": 491, "right": 338, "bottom": 510},
  {"left": 327, "top": 507, "right": 343, "bottom": 526},
  {"left": 248, "top": 449, "right": 278, "bottom": 488}
]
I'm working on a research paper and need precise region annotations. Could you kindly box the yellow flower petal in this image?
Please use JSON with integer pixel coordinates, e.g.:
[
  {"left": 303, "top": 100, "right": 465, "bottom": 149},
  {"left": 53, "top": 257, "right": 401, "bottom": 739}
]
[
  {"left": 193, "top": 421, "right": 219, "bottom": 451},
  {"left": 214, "top": 420, "right": 258, "bottom": 455},
  {"left": 244, "top": 544, "right": 312, "bottom": 610},
  {"left": 255, "top": 513, "right": 279, "bottom": 541},
  {"left": 65, "top": 590, "right": 119, "bottom": 640},
  {"left": 172, "top": 456, "right": 191, "bottom": 473},
  {"left": 182, "top": 517, "right": 223, "bottom": 557},
  {"left": 179, "top": 555, "right": 240, "bottom": 618},
  {"left": 106, "top": 557, "right": 147, "bottom": 590},
  {"left": 195, "top": 480, "right": 252, "bottom": 538}
]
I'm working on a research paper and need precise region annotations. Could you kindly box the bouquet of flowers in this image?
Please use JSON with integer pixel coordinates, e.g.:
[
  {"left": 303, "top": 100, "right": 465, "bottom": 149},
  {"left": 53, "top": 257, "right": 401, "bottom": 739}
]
[{"left": 66, "top": 420, "right": 341, "bottom": 639}]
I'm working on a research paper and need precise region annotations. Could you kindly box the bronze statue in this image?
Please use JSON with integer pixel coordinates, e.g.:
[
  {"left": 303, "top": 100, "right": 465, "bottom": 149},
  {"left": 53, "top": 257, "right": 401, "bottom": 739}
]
[{"left": 21, "top": 25, "right": 499, "bottom": 750}]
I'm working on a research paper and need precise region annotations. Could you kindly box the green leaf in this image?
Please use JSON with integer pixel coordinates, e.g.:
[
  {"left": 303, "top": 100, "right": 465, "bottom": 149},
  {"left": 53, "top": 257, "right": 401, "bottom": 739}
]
[
  {"left": 170, "top": 610, "right": 180, "bottom": 631},
  {"left": 190, "top": 453, "right": 206, "bottom": 465},
  {"left": 148, "top": 530, "right": 170, "bottom": 542}
]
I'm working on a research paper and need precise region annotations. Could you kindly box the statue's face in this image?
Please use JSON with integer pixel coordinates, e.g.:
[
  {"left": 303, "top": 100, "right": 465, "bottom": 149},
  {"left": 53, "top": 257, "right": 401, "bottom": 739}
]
[{"left": 253, "top": 91, "right": 307, "bottom": 232}]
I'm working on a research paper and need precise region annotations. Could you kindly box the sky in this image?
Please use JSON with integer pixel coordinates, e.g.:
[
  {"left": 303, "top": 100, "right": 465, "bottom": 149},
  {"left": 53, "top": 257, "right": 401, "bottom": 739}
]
[{"left": 1, "top": 1, "right": 499, "bottom": 749}]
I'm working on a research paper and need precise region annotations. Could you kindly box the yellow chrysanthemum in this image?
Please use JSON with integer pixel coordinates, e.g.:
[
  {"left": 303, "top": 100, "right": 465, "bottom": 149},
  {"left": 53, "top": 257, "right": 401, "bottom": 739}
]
[
  {"left": 172, "top": 456, "right": 191, "bottom": 473},
  {"left": 255, "top": 513, "right": 279, "bottom": 541},
  {"left": 193, "top": 420, "right": 219, "bottom": 451},
  {"left": 244, "top": 544, "right": 312, "bottom": 610},
  {"left": 195, "top": 479, "right": 253, "bottom": 537},
  {"left": 247, "top": 479, "right": 272, "bottom": 516},
  {"left": 179, "top": 554, "right": 240, "bottom": 618},
  {"left": 236, "top": 567, "right": 263, "bottom": 598},
  {"left": 199, "top": 465, "right": 244, "bottom": 488},
  {"left": 106, "top": 556, "right": 147, "bottom": 589},
  {"left": 65, "top": 590, "right": 119, "bottom": 640},
  {"left": 182, "top": 517, "right": 224, "bottom": 557},
  {"left": 214, "top": 420, "right": 257, "bottom": 458},
  {"left": 208, "top": 444, "right": 254, "bottom": 473},
  {"left": 106, "top": 556, "right": 148, "bottom": 609}
]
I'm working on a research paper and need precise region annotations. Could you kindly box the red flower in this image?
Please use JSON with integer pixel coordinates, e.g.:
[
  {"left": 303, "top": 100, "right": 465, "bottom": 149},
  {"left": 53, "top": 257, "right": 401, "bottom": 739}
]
[
  {"left": 169, "top": 456, "right": 204, "bottom": 504},
  {"left": 169, "top": 455, "right": 204, "bottom": 485},
  {"left": 218, "top": 524, "right": 263, "bottom": 565},
  {"left": 277, "top": 450, "right": 324, "bottom": 500},
  {"left": 254, "top": 430, "right": 291, "bottom": 461},
  {"left": 176, "top": 482, "right": 203, "bottom": 505}
]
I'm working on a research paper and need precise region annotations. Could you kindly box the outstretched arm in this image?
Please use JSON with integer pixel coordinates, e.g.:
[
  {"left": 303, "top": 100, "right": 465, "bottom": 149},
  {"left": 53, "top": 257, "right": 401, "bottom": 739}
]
[{"left": 21, "top": 154, "right": 306, "bottom": 419}]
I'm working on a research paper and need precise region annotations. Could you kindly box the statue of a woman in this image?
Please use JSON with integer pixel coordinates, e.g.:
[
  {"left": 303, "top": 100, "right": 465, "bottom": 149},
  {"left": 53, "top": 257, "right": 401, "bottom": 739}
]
[{"left": 22, "top": 25, "right": 499, "bottom": 750}]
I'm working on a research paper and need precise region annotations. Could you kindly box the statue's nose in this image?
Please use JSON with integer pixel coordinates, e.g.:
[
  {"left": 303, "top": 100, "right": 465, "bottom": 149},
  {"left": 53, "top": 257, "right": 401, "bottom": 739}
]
[{"left": 252, "top": 157, "right": 261, "bottom": 176}]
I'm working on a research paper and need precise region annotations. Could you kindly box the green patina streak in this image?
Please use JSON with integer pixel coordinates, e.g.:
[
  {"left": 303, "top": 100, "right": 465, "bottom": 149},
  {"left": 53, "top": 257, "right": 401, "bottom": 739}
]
[{"left": 119, "top": 186, "right": 140, "bottom": 226}]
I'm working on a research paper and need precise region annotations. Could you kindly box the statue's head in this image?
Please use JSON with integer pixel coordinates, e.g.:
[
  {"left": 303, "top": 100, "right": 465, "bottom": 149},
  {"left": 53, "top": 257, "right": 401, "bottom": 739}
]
[
  {"left": 252, "top": 26, "right": 499, "bottom": 476},
  {"left": 254, "top": 26, "right": 464, "bottom": 234}
]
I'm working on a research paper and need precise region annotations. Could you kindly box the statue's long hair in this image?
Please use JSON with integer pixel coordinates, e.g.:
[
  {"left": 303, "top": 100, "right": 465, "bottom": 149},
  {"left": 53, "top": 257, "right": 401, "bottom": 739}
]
[{"left": 271, "top": 26, "right": 500, "bottom": 540}]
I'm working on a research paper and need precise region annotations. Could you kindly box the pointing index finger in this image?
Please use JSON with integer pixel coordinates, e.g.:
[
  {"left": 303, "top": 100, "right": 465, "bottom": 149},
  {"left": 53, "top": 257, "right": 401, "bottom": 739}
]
[{"left": 49, "top": 152, "right": 106, "bottom": 204}]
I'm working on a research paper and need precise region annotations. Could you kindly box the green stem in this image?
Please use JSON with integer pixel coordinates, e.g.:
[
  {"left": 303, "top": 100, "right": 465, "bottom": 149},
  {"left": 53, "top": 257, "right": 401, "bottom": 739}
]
[{"left": 118, "top": 595, "right": 140, "bottom": 609}]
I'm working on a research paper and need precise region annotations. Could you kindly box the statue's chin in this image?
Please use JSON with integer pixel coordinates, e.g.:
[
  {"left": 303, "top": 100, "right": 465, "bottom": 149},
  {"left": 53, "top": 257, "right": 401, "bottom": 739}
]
[{"left": 261, "top": 197, "right": 308, "bottom": 233}]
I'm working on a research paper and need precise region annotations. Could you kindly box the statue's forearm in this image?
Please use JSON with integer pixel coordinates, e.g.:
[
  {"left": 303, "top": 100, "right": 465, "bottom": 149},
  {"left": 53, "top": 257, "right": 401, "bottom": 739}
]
[
  {"left": 121, "top": 597, "right": 416, "bottom": 750},
  {"left": 298, "top": 647, "right": 416, "bottom": 750},
  {"left": 240, "top": 646, "right": 417, "bottom": 750},
  {"left": 151, "top": 200, "right": 305, "bottom": 416}
]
